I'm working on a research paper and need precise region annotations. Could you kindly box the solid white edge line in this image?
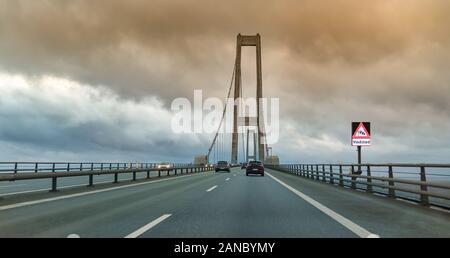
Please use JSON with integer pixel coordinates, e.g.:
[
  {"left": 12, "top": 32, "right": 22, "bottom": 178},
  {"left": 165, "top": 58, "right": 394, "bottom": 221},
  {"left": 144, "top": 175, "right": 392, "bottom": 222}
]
[
  {"left": 206, "top": 185, "right": 218, "bottom": 192},
  {"left": 0, "top": 184, "right": 27, "bottom": 188},
  {"left": 125, "top": 214, "right": 172, "bottom": 238},
  {"left": 0, "top": 173, "right": 206, "bottom": 211},
  {"left": 0, "top": 180, "right": 122, "bottom": 197},
  {"left": 266, "top": 172, "right": 380, "bottom": 238}
]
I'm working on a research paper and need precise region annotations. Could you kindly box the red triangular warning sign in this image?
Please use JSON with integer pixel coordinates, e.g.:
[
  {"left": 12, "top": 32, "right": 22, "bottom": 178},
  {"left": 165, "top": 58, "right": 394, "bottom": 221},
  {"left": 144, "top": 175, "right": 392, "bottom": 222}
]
[{"left": 352, "top": 122, "right": 370, "bottom": 139}]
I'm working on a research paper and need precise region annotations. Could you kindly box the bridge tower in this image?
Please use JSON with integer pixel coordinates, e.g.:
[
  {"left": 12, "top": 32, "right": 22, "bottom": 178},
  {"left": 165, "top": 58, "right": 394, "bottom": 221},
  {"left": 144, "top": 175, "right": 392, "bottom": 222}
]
[{"left": 231, "top": 34, "right": 265, "bottom": 164}]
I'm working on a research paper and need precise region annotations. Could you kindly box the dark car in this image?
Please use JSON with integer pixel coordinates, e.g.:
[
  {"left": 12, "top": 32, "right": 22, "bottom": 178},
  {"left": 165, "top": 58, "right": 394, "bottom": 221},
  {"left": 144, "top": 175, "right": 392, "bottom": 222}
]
[
  {"left": 241, "top": 162, "right": 247, "bottom": 169},
  {"left": 215, "top": 161, "right": 230, "bottom": 172},
  {"left": 246, "top": 161, "right": 264, "bottom": 176}
]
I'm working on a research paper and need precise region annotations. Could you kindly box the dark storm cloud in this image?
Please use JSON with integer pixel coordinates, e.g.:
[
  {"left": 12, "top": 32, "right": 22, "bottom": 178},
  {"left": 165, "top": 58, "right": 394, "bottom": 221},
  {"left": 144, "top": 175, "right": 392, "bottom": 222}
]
[
  {"left": 2, "top": 0, "right": 449, "bottom": 98},
  {"left": 0, "top": 0, "right": 449, "bottom": 162}
]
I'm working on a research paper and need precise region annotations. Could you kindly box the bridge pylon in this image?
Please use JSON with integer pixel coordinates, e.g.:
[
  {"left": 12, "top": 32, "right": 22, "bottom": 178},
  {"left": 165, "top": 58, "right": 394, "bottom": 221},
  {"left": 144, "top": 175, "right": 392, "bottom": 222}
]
[{"left": 231, "top": 33, "right": 265, "bottom": 164}]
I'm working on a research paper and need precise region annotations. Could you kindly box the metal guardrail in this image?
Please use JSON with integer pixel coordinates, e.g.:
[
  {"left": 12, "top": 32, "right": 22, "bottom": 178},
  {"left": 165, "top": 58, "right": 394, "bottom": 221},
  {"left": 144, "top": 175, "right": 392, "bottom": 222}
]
[
  {"left": 266, "top": 163, "right": 450, "bottom": 210},
  {"left": 0, "top": 162, "right": 213, "bottom": 192}
]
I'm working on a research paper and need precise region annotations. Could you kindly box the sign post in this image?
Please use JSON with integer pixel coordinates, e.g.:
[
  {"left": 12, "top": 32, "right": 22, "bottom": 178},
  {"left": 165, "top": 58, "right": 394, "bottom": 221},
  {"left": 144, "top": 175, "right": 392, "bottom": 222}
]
[
  {"left": 357, "top": 145, "right": 361, "bottom": 172},
  {"left": 351, "top": 122, "right": 371, "bottom": 174}
]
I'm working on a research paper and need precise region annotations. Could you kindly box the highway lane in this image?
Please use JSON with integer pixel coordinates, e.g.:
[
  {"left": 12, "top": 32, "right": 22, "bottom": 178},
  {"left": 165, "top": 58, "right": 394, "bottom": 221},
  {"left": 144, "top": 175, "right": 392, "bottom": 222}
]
[
  {"left": 0, "top": 168, "right": 362, "bottom": 237},
  {"left": 0, "top": 170, "right": 222, "bottom": 237},
  {"left": 142, "top": 169, "right": 358, "bottom": 237},
  {"left": 0, "top": 167, "right": 448, "bottom": 237},
  {"left": 264, "top": 168, "right": 450, "bottom": 237}
]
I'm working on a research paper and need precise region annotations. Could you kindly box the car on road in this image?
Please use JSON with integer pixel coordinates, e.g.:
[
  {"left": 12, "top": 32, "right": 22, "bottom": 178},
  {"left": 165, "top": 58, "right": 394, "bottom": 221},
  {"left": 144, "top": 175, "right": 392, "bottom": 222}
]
[
  {"left": 215, "top": 161, "right": 231, "bottom": 172},
  {"left": 246, "top": 160, "right": 264, "bottom": 176},
  {"left": 157, "top": 162, "right": 173, "bottom": 170}
]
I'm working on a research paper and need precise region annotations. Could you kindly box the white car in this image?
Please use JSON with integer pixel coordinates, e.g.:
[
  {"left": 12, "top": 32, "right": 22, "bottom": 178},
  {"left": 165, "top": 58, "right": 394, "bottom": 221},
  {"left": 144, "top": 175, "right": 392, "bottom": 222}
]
[{"left": 157, "top": 162, "right": 173, "bottom": 170}]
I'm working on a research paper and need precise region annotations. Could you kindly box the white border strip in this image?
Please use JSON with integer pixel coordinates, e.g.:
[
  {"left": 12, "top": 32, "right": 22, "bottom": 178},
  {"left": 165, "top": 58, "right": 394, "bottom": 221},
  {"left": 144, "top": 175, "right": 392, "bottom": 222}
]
[
  {"left": 0, "top": 184, "right": 27, "bottom": 188},
  {"left": 125, "top": 214, "right": 172, "bottom": 238},
  {"left": 266, "top": 172, "right": 379, "bottom": 238},
  {"left": 0, "top": 180, "right": 115, "bottom": 197}
]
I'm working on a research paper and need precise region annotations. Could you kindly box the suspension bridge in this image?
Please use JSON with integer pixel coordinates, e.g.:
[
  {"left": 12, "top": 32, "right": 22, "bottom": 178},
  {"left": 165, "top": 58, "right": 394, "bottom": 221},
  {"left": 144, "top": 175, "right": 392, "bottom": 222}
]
[
  {"left": 204, "top": 34, "right": 272, "bottom": 167},
  {"left": 0, "top": 34, "right": 449, "bottom": 238}
]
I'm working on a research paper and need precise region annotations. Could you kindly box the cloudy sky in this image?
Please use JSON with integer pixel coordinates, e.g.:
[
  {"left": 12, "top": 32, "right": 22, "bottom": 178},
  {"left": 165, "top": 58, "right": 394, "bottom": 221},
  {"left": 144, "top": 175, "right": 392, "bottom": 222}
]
[{"left": 0, "top": 0, "right": 449, "bottom": 163}]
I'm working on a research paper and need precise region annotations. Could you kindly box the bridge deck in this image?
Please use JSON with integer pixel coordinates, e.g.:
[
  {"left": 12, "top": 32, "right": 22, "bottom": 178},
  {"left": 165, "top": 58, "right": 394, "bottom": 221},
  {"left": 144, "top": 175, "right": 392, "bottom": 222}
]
[{"left": 0, "top": 168, "right": 448, "bottom": 237}]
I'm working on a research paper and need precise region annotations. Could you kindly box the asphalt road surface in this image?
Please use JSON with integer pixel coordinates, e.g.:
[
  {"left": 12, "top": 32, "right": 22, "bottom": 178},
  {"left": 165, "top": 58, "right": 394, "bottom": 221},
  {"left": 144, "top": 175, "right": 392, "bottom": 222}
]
[{"left": 0, "top": 168, "right": 449, "bottom": 238}]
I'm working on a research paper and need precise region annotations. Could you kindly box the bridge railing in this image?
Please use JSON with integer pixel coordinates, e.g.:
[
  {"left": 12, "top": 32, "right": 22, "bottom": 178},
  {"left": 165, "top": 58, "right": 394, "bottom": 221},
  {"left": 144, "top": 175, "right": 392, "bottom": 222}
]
[
  {"left": 0, "top": 162, "right": 212, "bottom": 192},
  {"left": 266, "top": 163, "right": 450, "bottom": 210}
]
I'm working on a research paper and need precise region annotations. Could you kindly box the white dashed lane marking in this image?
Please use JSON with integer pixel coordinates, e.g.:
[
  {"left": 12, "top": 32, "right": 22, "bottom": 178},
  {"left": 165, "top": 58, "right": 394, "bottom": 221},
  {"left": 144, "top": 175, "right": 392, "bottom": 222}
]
[
  {"left": 206, "top": 185, "right": 218, "bottom": 192},
  {"left": 125, "top": 214, "right": 172, "bottom": 238}
]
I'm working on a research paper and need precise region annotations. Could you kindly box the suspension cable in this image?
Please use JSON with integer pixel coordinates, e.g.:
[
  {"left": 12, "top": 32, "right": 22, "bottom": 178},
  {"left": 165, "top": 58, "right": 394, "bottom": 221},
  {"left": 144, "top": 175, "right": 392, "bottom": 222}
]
[{"left": 207, "top": 57, "right": 237, "bottom": 161}]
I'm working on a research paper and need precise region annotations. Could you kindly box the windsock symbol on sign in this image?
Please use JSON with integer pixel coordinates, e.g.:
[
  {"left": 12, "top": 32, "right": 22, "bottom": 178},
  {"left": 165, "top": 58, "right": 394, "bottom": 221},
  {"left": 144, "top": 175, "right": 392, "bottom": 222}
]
[{"left": 353, "top": 123, "right": 370, "bottom": 138}]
